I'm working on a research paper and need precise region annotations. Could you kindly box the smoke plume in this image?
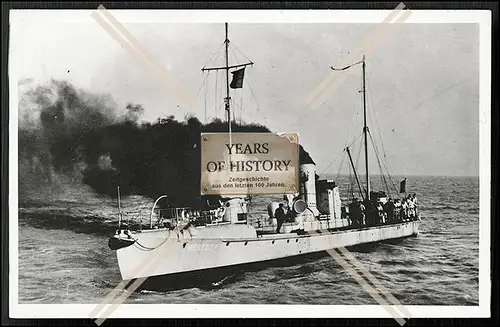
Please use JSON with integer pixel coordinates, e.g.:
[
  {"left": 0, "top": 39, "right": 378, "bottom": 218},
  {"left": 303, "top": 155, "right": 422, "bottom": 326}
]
[{"left": 18, "top": 80, "right": 315, "bottom": 207}]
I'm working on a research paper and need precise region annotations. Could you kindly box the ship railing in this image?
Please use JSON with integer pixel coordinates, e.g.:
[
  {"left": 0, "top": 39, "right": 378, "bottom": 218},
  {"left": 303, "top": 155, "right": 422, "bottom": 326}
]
[
  {"left": 249, "top": 207, "right": 418, "bottom": 236},
  {"left": 249, "top": 215, "right": 298, "bottom": 236},
  {"left": 343, "top": 205, "right": 419, "bottom": 227},
  {"left": 151, "top": 206, "right": 229, "bottom": 229}
]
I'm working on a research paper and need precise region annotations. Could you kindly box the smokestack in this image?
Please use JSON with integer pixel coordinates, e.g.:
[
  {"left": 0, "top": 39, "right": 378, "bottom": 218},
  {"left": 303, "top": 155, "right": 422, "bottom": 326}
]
[{"left": 299, "top": 163, "right": 320, "bottom": 216}]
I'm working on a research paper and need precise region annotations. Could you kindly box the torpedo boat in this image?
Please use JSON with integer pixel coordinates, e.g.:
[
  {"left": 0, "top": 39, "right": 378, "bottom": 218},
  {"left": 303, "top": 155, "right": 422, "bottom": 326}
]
[{"left": 107, "top": 23, "right": 421, "bottom": 290}]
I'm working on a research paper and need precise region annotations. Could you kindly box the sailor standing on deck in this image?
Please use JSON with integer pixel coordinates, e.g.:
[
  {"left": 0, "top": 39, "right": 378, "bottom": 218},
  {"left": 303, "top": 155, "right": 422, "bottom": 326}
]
[
  {"left": 384, "top": 198, "right": 395, "bottom": 223},
  {"left": 413, "top": 194, "right": 418, "bottom": 217},
  {"left": 348, "top": 199, "right": 360, "bottom": 226},
  {"left": 359, "top": 200, "right": 366, "bottom": 225},
  {"left": 275, "top": 204, "right": 286, "bottom": 234},
  {"left": 402, "top": 198, "right": 409, "bottom": 221},
  {"left": 377, "top": 201, "right": 385, "bottom": 224},
  {"left": 394, "top": 199, "right": 402, "bottom": 221},
  {"left": 408, "top": 196, "right": 415, "bottom": 218}
]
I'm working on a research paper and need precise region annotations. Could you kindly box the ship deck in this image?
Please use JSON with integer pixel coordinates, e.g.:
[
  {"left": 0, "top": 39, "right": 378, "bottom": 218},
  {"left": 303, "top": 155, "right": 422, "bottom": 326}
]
[{"left": 130, "top": 218, "right": 420, "bottom": 242}]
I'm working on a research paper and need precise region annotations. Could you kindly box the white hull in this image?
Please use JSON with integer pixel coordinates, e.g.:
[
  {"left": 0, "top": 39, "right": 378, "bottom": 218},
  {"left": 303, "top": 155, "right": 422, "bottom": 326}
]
[{"left": 115, "top": 220, "right": 420, "bottom": 281}]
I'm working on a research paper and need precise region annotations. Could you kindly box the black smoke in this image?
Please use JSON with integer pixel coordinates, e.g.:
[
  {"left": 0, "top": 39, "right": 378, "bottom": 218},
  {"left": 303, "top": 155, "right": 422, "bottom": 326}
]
[{"left": 19, "top": 80, "right": 316, "bottom": 207}]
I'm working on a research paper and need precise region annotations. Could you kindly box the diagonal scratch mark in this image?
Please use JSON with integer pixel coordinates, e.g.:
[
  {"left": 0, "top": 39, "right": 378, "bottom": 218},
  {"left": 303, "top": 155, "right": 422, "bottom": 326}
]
[
  {"left": 90, "top": 230, "right": 173, "bottom": 324},
  {"left": 91, "top": 6, "right": 196, "bottom": 110},
  {"left": 306, "top": 3, "right": 411, "bottom": 112},
  {"left": 337, "top": 246, "right": 412, "bottom": 319},
  {"left": 326, "top": 245, "right": 408, "bottom": 325},
  {"left": 306, "top": 3, "right": 407, "bottom": 106}
]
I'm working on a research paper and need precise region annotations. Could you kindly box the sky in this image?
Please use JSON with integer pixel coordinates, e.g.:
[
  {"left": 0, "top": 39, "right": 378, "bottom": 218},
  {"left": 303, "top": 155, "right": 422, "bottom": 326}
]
[{"left": 10, "top": 10, "right": 483, "bottom": 177}]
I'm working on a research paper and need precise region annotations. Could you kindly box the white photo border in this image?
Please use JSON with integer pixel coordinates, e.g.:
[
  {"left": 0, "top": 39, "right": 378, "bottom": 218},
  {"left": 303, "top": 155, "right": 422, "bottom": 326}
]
[{"left": 8, "top": 8, "right": 491, "bottom": 319}]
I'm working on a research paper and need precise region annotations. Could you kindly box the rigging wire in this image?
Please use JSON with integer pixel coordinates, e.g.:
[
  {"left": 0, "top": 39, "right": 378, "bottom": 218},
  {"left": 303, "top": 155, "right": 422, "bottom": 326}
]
[
  {"left": 230, "top": 42, "right": 254, "bottom": 64},
  {"left": 366, "top": 75, "right": 399, "bottom": 192},
  {"left": 348, "top": 157, "right": 354, "bottom": 199},
  {"left": 343, "top": 85, "right": 362, "bottom": 151},
  {"left": 222, "top": 43, "right": 260, "bottom": 126},
  {"left": 336, "top": 153, "right": 347, "bottom": 203},
  {"left": 220, "top": 69, "right": 227, "bottom": 120},
  {"left": 240, "top": 85, "right": 244, "bottom": 124},
  {"left": 186, "top": 71, "right": 210, "bottom": 114},
  {"left": 202, "top": 41, "right": 226, "bottom": 70},
  {"left": 230, "top": 93, "right": 245, "bottom": 125},
  {"left": 338, "top": 74, "right": 363, "bottom": 200},
  {"left": 319, "top": 132, "right": 363, "bottom": 177},
  {"left": 214, "top": 70, "right": 218, "bottom": 119},
  {"left": 202, "top": 41, "right": 235, "bottom": 123},
  {"left": 354, "top": 137, "right": 364, "bottom": 196},
  {"left": 368, "top": 130, "right": 393, "bottom": 196},
  {"left": 244, "top": 76, "right": 269, "bottom": 127},
  {"left": 230, "top": 98, "right": 237, "bottom": 123},
  {"left": 318, "top": 150, "right": 344, "bottom": 177},
  {"left": 361, "top": 70, "right": 374, "bottom": 191},
  {"left": 336, "top": 151, "right": 346, "bottom": 181},
  {"left": 229, "top": 46, "right": 242, "bottom": 67},
  {"left": 204, "top": 71, "right": 210, "bottom": 124},
  {"left": 347, "top": 68, "right": 364, "bottom": 147},
  {"left": 364, "top": 72, "right": 397, "bottom": 194},
  {"left": 365, "top": 96, "right": 388, "bottom": 194},
  {"left": 217, "top": 69, "right": 222, "bottom": 120},
  {"left": 219, "top": 68, "right": 226, "bottom": 121},
  {"left": 232, "top": 95, "right": 254, "bottom": 126},
  {"left": 228, "top": 46, "right": 242, "bottom": 123}
]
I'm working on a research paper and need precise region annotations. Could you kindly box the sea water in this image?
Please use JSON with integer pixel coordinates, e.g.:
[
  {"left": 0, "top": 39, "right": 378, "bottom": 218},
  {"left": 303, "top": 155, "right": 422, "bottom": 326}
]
[{"left": 16, "top": 175, "right": 479, "bottom": 305}]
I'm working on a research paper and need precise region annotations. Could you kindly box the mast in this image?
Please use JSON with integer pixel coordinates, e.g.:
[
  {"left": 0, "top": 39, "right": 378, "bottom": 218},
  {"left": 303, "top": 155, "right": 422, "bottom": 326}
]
[
  {"left": 117, "top": 186, "right": 122, "bottom": 230},
  {"left": 224, "top": 22, "right": 231, "bottom": 136},
  {"left": 362, "top": 55, "right": 370, "bottom": 201},
  {"left": 201, "top": 23, "right": 253, "bottom": 135},
  {"left": 346, "top": 147, "right": 365, "bottom": 202},
  {"left": 331, "top": 54, "right": 370, "bottom": 201}
]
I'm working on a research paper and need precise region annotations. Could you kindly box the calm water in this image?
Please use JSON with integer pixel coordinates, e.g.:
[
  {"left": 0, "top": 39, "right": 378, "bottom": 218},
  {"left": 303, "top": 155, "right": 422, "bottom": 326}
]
[{"left": 17, "top": 175, "right": 479, "bottom": 305}]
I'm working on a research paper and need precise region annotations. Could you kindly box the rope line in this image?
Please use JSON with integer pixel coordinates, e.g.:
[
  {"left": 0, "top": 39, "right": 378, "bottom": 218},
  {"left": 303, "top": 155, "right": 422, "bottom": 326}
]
[
  {"left": 202, "top": 41, "right": 226, "bottom": 70},
  {"left": 204, "top": 71, "right": 210, "bottom": 124},
  {"left": 366, "top": 73, "right": 399, "bottom": 195},
  {"left": 230, "top": 42, "right": 254, "bottom": 64},
  {"left": 187, "top": 72, "right": 210, "bottom": 113},
  {"left": 354, "top": 137, "right": 364, "bottom": 196},
  {"left": 134, "top": 230, "right": 171, "bottom": 251},
  {"left": 368, "top": 130, "right": 392, "bottom": 196},
  {"left": 214, "top": 70, "right": 218, "bottom": 118},
  {"left": 319, "top": 132, "right": 363, "bottom": 176},
  {"left": 244, "top": 76, "right": 269, "bottom": 126}
]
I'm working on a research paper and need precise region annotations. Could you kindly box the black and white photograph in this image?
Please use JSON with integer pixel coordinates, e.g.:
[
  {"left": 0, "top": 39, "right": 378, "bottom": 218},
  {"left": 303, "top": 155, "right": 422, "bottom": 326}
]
[{"left": 8, "top": 7, "right": 491, "bottom": 321}]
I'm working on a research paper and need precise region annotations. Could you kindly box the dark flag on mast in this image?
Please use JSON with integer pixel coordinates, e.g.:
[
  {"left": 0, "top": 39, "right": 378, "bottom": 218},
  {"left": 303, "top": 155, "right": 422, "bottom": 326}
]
[
  {"left": 230, "top": 67, "right": 245, "bottom": 89},
  {"left": 399, "top": 178, "right": 407, "bottom": 193}
]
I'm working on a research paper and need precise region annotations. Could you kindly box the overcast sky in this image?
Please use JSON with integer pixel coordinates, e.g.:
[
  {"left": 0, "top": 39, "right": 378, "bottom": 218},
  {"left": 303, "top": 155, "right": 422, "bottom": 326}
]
[{"left": 11, "top": 11, "right": 482, "bottom": 177}]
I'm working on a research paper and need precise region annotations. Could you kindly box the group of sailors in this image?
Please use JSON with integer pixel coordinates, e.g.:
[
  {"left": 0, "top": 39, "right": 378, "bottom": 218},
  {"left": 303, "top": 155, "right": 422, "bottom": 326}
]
[{"left": 347, "top": 194, "right": 419, "bottom": 227}]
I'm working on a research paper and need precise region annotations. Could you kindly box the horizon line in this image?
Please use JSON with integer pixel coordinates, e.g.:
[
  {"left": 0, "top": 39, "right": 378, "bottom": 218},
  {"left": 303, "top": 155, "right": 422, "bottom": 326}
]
[{"left": 318, "top": 173, "right": 480, "bottom": 178}]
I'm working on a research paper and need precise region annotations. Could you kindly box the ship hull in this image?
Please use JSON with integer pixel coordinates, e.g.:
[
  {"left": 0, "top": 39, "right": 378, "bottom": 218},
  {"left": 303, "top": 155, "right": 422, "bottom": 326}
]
[
  {"left": 114, "top": 220, "right": 420, "bottom": 288},
  {"left": 130, "top": 235, "right": 414, "bottom": 292}
]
